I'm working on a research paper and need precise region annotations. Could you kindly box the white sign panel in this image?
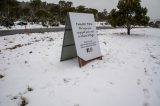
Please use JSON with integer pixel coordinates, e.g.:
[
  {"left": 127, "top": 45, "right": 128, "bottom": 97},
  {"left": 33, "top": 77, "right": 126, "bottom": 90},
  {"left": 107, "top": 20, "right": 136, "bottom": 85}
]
[{"left": 69, "top": 12, "right": 101, "bottom": 61}]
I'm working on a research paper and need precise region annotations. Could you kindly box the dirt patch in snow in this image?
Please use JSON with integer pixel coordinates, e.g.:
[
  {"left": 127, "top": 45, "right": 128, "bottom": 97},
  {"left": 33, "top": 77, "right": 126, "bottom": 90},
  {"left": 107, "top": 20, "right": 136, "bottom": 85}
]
[
  {"left": 20, "top": 97, "right": 28, "bottom": 106},
  {"left": 0, "top": 74, "right": 4, "bottom": 79}
]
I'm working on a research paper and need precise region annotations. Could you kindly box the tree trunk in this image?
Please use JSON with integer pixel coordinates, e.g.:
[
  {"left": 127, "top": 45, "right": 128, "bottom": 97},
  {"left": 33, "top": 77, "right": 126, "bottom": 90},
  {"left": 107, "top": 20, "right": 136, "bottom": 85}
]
[{"left": 127, "top": 26, "right": 131, "bottom": 35}]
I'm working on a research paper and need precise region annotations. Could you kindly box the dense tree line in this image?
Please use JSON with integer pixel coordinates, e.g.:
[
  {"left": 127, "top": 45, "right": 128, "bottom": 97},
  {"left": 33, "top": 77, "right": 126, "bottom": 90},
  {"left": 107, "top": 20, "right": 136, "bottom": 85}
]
[
  {"left": 0, "top": 0, "right": 108, "bottom": 26},
  {"left": 149, "top": 21, "right": 160, "bottom": 28}
]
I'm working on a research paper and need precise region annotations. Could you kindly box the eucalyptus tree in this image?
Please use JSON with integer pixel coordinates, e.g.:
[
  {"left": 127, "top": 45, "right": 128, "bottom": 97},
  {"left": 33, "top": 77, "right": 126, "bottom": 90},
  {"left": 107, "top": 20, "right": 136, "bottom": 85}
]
[{"left": 107, "top": 0, "right": 149, "bottom": 35}]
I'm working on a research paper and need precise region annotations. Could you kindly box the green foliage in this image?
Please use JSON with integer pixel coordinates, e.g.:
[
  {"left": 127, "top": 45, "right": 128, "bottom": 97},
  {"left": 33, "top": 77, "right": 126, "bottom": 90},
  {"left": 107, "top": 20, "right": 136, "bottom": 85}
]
[
  {"left": 22, "top": 7, "right": 31, "bottom": 17},
  {"left": 0, "top": 0, "right": 19, "bottom": 17},
  {"left": 76, "top": 5, "right": 86, "bottom": 13},
  {"left": 35, "top": 9, "right": 49, "bottom": 24},
  {"left": 59, "top": 0, "right": 66, "bottom": 8},
  {"left": 35, "top": 9, "right": 49, "bottom": 18},
  {"left": 30, "top": 0, "right": 41, "bottom": 11},
  {"left": 97, "top": 9, "right": 108, "bottom": 21},
  {"left": 10, "top": 7, "right": 21, "bottom": 18},
  {"left": 107, "top": 0, "right": 150, "bottom": 35},
  {"left": 50, "top": 5, "right": 59, "bottom": 15},
  {"left": 151, "top": 21, "right": 160, "bottom": 28}
]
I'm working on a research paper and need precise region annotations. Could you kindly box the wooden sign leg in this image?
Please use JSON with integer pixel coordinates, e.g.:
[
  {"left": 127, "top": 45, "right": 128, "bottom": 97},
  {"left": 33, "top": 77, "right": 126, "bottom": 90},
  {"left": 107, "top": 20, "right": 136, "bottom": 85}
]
[
  {"left": 78, "top": 57, "right": 87, "bottom": 67},
  {"left": 78, "top": 56, "right": 102, "bottom": 67}
]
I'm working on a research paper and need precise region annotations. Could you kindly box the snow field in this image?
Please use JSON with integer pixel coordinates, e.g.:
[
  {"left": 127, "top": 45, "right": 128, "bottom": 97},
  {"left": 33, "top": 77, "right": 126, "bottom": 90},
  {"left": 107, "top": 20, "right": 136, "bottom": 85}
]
[{"left": 0, "top": 28, "right": 160, "bottom": 106}]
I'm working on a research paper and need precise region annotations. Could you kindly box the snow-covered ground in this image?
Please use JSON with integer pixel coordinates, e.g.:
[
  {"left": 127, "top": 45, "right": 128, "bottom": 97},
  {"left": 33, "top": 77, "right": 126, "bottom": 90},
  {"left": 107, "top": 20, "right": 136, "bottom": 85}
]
[{"left": 0, "top": 28, "right": 160, "bottom": 106}]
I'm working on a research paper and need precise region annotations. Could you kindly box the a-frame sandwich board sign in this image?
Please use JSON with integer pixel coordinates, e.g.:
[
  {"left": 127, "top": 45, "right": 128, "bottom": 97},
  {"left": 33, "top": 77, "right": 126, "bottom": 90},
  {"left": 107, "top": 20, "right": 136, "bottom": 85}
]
[{"left": 60, "top": 12, "right": 102, "bottom": 67}]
